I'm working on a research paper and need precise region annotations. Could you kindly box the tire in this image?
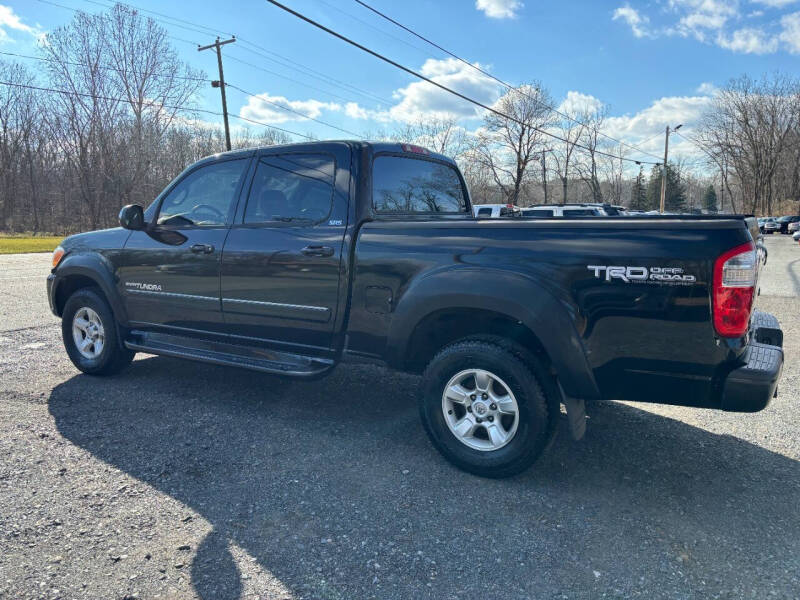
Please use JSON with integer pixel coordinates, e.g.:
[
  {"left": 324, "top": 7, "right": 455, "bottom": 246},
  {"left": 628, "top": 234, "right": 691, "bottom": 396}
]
[
  {"left": 419, "top": 339, "right": 554, "bottom": 478},
  {"left": 62, "top": 287, "right": 134, "bottom": 375}
]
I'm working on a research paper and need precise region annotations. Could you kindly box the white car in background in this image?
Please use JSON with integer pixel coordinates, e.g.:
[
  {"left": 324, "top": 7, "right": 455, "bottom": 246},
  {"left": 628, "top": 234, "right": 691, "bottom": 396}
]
[
  {"left": 473, "top": 203, "right": 521, "bottom": 218},
  {"left": 520, "top": 204, "right": 605, "bottom": 217}
]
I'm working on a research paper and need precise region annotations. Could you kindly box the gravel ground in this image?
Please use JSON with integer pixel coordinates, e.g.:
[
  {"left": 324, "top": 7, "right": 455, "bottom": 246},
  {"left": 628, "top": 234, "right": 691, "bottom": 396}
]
[{"left": 1, "top": 236, "right": 798, "bottom": 600}]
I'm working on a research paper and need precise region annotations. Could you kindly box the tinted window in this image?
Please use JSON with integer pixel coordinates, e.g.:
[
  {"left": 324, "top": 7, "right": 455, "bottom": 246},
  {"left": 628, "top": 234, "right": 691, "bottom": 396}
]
[
  {"left": 477, "top": 207, "right": 492, "bottom": 216},
  {"left": 523, "top": 209, "right": 553, "bottom": 217},
  {"left": 563, "top": 209, "right": 600, "bottom": 216},
  {"left": 158, "top": 159, "right": 248, "bottom": 226},
  {"left": 244, "top": 154, "right": 335, "bottom": 224},
  {"left": 373, "top": 156, "right": 466, "bottom": 213}
]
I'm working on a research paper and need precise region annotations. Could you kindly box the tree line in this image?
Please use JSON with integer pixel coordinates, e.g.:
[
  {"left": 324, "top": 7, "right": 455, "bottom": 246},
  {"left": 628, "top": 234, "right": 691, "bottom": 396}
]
[{"left": 0, "top": 4, "right": 797, "bottom": 234}]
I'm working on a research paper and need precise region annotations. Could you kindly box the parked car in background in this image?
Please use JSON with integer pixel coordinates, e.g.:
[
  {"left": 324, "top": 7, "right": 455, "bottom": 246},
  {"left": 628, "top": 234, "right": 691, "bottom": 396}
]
[
  {"left": 521, "top": 204, "right": 602, "bottom": 217},
  {"left": 776, "top": 215, "right": 800, "bottom": 234},
  {"left": 473, "top": 203, "right": 521, "bottom": 218},
  {"left": 788, "top": 220, "right": 800, "bottom": 234},
  {"left": 758, "top": 217, "right": 776, "bottom": 233},
  {"left": 763, "top": 219, "right": 781, "bottom": 234}
]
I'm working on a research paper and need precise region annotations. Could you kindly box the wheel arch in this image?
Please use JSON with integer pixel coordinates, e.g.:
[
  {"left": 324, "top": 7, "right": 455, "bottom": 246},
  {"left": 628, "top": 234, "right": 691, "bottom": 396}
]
[
  {"left": 387, "top": 267, "right": 600, "bottom": 400},
  {"left": 53, "top": 254, "right": 128, "bottom": 325}
]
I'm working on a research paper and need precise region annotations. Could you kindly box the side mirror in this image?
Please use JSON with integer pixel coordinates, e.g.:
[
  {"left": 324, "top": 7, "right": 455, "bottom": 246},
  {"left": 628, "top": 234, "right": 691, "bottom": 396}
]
[{"left": 119, "top": 204, "right": 145, "bottom": 230}]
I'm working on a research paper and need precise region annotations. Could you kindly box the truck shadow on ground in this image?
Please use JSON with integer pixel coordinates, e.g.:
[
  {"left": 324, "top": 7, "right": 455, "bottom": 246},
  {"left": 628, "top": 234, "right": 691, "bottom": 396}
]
[{"left": 48, "top": 355, "right": 800, "bottom": 599}]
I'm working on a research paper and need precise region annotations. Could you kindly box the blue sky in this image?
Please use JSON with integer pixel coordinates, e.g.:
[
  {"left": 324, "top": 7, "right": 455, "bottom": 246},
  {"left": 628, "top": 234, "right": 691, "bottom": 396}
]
[{"left": 5, "top": 0, "right": 800, "bottom": 163}]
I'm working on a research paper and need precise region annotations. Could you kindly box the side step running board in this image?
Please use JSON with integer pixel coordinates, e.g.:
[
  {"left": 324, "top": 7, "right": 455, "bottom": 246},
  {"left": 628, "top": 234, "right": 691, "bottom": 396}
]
[{"left": 125, "top": 330, "right": 334, "bottom": 378}]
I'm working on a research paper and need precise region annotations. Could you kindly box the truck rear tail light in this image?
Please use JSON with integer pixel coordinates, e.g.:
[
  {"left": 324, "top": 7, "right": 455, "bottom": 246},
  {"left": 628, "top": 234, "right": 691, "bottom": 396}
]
[
  {"left": 713, "top": 241, "right": 756, "bottom": 338},
  {"left": 401, "top": 144, "right": 429, "bottom": 155}
]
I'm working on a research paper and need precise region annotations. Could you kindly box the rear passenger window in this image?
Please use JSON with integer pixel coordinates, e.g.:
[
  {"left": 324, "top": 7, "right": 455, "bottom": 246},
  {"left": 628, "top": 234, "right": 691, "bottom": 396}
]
[
  {"left": 524, "top": 209, "right": 553, "bottom": 217},
  {"left": 373, "top": 155, "right": 466, "bottom": 214},
  {"left": 477, "top": 207, "right": 492, "bottom": 216},
  {"left": 244, "top": 154, "right": 335, "bottom": 224}
]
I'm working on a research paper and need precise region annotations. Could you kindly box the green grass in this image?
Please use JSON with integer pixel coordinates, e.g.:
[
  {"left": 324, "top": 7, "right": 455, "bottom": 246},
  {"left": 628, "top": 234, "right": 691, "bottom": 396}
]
[{"left": 0, "top": 235, "right": 63, "bottom": 254}]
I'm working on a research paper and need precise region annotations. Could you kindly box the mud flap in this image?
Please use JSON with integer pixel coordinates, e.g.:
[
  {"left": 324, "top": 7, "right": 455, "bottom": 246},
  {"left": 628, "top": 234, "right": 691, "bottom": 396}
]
[{"left": 562, "top": 395, "right": 586, "bottom": 441}]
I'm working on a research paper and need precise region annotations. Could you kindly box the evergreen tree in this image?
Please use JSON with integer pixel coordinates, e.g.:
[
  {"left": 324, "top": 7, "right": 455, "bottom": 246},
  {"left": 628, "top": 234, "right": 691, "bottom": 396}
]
[
  {"left": 645, "top": 165, "right": 661, "bottom": 211},
  {"left": 645, "top": 163, "right": 687, "bottom": 213},
  {"left": 702, "top": 185, "right": 718, "bottom": 213},
  {"left": 630, "top": 166, "right": 648, "bottom": 210},
  {"left": 663, "top": 164, "right": 687, "bottom": 212}
]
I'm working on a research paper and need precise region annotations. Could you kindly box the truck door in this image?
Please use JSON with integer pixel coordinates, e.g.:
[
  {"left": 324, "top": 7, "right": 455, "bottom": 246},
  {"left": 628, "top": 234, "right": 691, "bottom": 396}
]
[
  {"left": 220, "top": 149, "right": 348, "bottom": 352},
  {"left": 120, "top": 157, "right": 250, "bottom": 333}
]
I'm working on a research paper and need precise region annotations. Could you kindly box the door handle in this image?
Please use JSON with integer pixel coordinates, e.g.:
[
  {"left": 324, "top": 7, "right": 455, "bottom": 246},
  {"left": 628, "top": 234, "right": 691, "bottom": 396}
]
[
  {"left": 190, "top": 243, "right": 215, "bottom": 254},
  {"left": 301, "top": 245, "right": 334, "bottom": 257}
]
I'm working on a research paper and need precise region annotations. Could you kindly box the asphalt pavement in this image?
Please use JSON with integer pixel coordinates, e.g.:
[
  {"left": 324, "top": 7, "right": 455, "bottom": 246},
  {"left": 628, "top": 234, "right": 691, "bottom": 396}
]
[{"left": 0, "top": 235, "right": 798, "bottom": 599}]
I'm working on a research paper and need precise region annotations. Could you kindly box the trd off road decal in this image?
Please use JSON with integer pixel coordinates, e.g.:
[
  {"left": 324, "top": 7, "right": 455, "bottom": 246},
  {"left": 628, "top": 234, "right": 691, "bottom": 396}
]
[
  {"left": 125, "top": 281, "right": 163, "bottom": 292},
  {"left": 587, "top": 265, "right": 696, "bottom": 285}
]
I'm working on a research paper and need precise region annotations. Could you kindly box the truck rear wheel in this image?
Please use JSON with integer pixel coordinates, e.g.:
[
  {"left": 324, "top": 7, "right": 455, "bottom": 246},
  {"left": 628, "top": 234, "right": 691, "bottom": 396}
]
[
  {"left": 419, "top": 339, "right": 552, "bottom": 478},
  {"left": 62, "top": 287, "right": 134, "bottom": 375}
]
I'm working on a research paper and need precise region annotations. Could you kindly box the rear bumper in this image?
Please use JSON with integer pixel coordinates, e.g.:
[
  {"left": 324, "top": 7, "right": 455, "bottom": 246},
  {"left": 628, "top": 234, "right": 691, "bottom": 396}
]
[{"left": 720, "top": 311, "right": 783, "bottom": 413}]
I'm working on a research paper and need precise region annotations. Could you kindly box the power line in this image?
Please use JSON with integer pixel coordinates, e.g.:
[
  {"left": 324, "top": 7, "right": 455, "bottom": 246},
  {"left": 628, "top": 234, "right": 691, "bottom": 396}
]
[
  {"left": 233, "top": 39, "right": 394, "bottom": 107},
  {"left": 81, "top": 0, "right": 233, "bottom": 39},
  {"left": 0, "top": 80, "right": 314, "bottom": 140},
  {"left": 353, "top": 0, "right": 663, "bottom": 162},
  {"left": 265, "top": 0, "right": 660, "bottom": 165},
  {"left": 33, "top": 0, "right": 204, "bottom": 47},
  {"left": 78, "top": 0, "right": 396, "bottom": 107},
  {"left": 0, "top": 50, "right": 210, "bottom": 83},
  {"left": 51, "top": 0, "right": 397, "bottom": 110}
]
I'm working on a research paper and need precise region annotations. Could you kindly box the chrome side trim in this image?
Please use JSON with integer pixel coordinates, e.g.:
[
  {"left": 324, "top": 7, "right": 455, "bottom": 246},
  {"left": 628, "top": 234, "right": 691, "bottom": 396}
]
[
  {"left": 126, "top": 289, "right": 218, "bottom": 302},
  {"left": 222, "top": 297, "right": 329, "bottom": 313}
]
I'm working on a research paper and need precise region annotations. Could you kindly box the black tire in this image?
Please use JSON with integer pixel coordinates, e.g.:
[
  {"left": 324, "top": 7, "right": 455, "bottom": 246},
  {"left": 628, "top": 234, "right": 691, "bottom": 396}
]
[
  {"left": 419, "top": 339, "right": 554, "bottom": 478},
  {"left": 62, "top": 287, "right": 134, "bottom": 375}
]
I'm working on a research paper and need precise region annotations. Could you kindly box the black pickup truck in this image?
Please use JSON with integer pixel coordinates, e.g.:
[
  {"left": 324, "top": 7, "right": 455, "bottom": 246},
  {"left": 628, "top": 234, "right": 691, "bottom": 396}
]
[{"left": 47, "top": 141, "right": 784, "bottom": 477}]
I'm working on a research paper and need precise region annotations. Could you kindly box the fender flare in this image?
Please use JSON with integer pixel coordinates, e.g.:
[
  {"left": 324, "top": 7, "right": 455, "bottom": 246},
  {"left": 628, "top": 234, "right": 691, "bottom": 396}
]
[
  {"left": 52, "top": 252, "right": 129, "bottom": 325},
  {"left": 386, "top": 266, "right": 600, "bottom": 399}
]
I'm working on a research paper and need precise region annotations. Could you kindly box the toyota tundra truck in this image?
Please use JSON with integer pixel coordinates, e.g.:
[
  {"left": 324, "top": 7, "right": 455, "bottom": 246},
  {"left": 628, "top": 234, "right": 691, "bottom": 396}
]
[{"left": 47, "top": 141, "right": 784, "bottom": 477}]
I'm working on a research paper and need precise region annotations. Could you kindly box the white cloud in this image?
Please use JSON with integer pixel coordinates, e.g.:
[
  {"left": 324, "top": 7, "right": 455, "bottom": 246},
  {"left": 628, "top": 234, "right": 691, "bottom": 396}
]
[
  {"left": 603, "top": 94, "right": 712, "bottom": 161},
  {"left": 696, "top": 81, "right": 718, "bottom": 95},
  {"left": 779, "top": 11, "right": 800, "bottom": 52},
  {"left": 0, "top": 4, "right": 42, "bottom": 44},
  {"left": 475, "top": 0, "right": 523, "bottom": 19},
  {"left": 669, "top": 0, "right": 739, "bottom": 41},
  {"left": 613, "top": 0, "right": 800, "bottom": 54},
  {"left": 558, "top": 91, "right": 604, "bottom": 115},
  {"left": 386, "top": 57, "right": 501, "bottom": 123},
  {"left": 239, "top": 93, "right": 340, "bottom": 124},
  {"left": 716, "top": 27, "right": 780, "bottom": 53},
  {"left": 612, "top": 5, "right": 651, "bottom": 38}
]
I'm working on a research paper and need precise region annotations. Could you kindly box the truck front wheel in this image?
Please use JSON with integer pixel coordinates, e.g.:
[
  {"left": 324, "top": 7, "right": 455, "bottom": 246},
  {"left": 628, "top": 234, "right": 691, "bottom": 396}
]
[
  {"left": 62, "top": 287, "right": 134, "bottom": 376},
  {"left": 419, "top": 339, "right": 553, "bottom": 478}
]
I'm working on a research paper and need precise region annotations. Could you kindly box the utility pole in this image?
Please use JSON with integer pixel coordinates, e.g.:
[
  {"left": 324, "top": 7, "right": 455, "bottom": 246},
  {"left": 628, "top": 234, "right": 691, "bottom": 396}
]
[
  {"left": 541, "top": 149, "right": 550, "bottom": 204},
  {"left": 659, "top": 123, "right": 682, "bottom": 213},
  {"left": 198, "top": 36, "right": 236, "bottom": 151}
]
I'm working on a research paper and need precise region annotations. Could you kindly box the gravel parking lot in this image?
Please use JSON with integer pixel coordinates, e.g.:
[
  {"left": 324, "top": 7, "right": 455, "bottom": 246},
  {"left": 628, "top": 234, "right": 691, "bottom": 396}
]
[{"left": 1, "top": 235, "right": 799, "bottom": 600}]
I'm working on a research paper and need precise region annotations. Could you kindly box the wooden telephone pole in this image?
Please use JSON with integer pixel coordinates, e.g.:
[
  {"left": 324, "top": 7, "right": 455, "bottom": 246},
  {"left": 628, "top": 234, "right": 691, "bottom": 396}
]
[
  {"left": 198, "top": 37, "right": 236, "bottom": 151},
  {"left": 659, "top": 123, "right": 682, "bottom": 213}
]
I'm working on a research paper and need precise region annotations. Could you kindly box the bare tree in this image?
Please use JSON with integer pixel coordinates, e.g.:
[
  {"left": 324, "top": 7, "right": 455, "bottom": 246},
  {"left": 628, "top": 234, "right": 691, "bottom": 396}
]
[
  {"left": 550, "top": 104, "right": 585, "bottom": 204},
  {"left": 41, "top": 5, "right": 204, "bottom": 228},
  {"left": 469, "top": 83, "right": 555, "bottom": 205},
  {"left": 574, "top": 103, "right": 609, "bottom": 203},
  {"left": 395, "top": 116, "right": 468, "bottom": 160},
  {"left": 698, "top": 74, "right": 800, "bottom": 215},
  {"left": 0, "top": 62, "right": 40, "bottom": 230}
]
